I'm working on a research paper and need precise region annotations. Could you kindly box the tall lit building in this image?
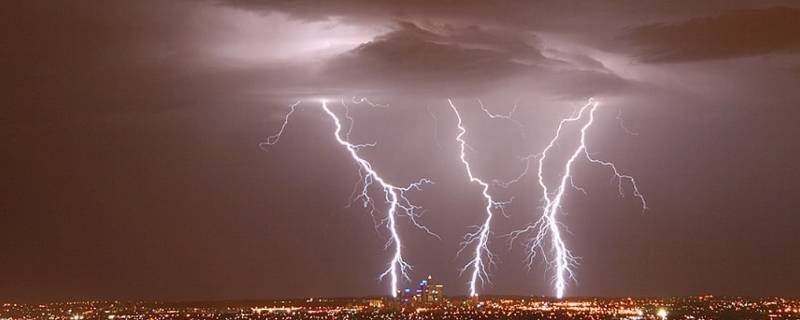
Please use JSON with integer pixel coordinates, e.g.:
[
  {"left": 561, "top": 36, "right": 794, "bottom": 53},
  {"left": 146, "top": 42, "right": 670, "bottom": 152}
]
[
  {"left": 398, "top": 275, "right": 444, "bottom": 305},
  {"left": 421, "top": 275, "right": 444, "bottom": 304},
  {"left": 397, "top": 288, "right": 415, "bottom": 304}
]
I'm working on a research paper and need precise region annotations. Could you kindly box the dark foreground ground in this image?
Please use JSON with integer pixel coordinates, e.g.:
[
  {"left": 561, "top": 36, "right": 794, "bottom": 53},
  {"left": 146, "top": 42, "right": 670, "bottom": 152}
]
[{"left": 2, "top": 296, "right": 798, "bottom": 320}]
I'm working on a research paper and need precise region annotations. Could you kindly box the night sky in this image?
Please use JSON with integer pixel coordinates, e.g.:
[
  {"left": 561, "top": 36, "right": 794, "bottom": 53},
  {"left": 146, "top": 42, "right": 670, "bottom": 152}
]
[{"left": 3, "top": 0, "right": 800, "bottom": 302}]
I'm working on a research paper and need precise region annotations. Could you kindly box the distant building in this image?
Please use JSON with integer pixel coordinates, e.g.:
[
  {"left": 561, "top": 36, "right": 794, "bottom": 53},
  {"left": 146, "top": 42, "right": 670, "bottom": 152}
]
[
  {"left": 420, "top": 276, "right": 444, "bottom": 304},
  {"left": 397, "top": 275, "right": 444, "bottom": 305},
  {"left": 397, "top": 287, "right": 416, "bottom": 304}
]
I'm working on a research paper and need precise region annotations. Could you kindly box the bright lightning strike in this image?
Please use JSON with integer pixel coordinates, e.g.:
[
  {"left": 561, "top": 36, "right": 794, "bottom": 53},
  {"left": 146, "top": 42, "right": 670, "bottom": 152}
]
[
  {"left": 509, "top": 98, "right": 646, "bottom": 299},
  {"left": 265, "top": 97, "right": 644, "bottom": 299},
  {"left": 264, "top": 99, "right": 437, "bottom": 297},
  {"left": 448, "top": 99, "right": 510, "bottom": 297}
]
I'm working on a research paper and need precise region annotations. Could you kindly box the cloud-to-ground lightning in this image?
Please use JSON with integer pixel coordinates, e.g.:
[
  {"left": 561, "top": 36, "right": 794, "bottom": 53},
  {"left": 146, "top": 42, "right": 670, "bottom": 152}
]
[
  {"left": 320, "top": 100, "right": 440, "bottom": 297},
  {"left": 264, "top": 97, "right": 644, "bottom": 299},
  {"left": 448, "top": 99, "right": 511, "bottom": 297},
  {"left": 263, "top": 99, "right": 437, "bottom": 297},
  {"left": 508, "top": 98, "right": 647, "bottom": 298}
]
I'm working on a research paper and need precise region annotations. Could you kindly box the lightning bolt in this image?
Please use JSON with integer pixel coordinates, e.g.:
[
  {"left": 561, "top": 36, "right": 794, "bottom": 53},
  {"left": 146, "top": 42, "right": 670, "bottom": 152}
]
[
  {"left": 264, "top": 99, "right": 437, "bottom": 297},
  {"left": 508, "top": 98, "right": 646, "bottom": 298},
  {"left": 265, "top": 97, "right": 645, "bottom": 299},
  {"left": 350, "top": 96, "right": 389, "bottom": 108},
  {"left": 259, "top": 100, "right": 302, "bottom": 150},
  {"left": 448, "top": 99, "right": 511, "bottom": 297},
  {"left": 616, "top": 106, "right": 640, "bottom": 136},
  {"left": 477, "top": 98, "right": 526, "bottom": 137}
]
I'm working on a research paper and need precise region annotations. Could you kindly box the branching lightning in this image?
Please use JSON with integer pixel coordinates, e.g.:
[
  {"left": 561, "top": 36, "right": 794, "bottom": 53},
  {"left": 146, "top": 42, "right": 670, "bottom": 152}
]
[
  {"left": 477, "top": 98, "right": 526, "bottom": 137},
  {"left": 448, "top": 99, "right": 511, "bottom": 297},
  {"left": 508, "top": 98, "right": 647, "bottom": 298},
  {"left": 264, "top": 99, "right": 437, "bottom": 297},
  {"left": 259, "top": 100, "right": 302, "bottom": 150},
  {"left": 265, "top": 97, "right": 646, "bottom": 299},
  {"left": 617, "top": 107, "right": 640, "bottom": 136}
]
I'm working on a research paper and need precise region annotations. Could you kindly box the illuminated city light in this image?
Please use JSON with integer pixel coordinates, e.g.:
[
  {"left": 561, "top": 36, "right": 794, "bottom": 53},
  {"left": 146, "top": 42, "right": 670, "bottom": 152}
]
[
  {"left": 657, "top": 307, "right": 668, "bottom": 319},
  {"left": 5, "top": 296, "right": 797, "bottom": 319}
]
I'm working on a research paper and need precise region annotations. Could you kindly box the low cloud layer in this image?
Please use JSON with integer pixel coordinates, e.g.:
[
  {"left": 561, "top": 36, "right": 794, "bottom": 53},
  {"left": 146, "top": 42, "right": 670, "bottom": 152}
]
[{"left": 208, "top": 0, "right": 800, "bottom": 102}]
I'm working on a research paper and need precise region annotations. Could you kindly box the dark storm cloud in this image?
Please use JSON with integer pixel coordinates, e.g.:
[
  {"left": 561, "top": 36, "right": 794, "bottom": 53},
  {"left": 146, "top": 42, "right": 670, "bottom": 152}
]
[
  {"left": 623, "top": 7, "right": 800, "bottom": 63},
  {"left": 212, "top": 0, "right": 800, "bottom": 39},
  {"left": 210, "top": 0, "right": 800, "bottom": 98},
  {"left": 302, "top": 19, "right": 639, "bottom": 98},
  {"left": 321, "top": 22, "right": 543, "bottom": 93}
]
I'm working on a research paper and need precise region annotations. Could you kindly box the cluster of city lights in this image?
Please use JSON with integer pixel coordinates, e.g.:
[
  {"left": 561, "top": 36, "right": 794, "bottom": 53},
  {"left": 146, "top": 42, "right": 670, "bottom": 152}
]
[{"left": 4, "top": 296, "right": 800, "bottom": 320}]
